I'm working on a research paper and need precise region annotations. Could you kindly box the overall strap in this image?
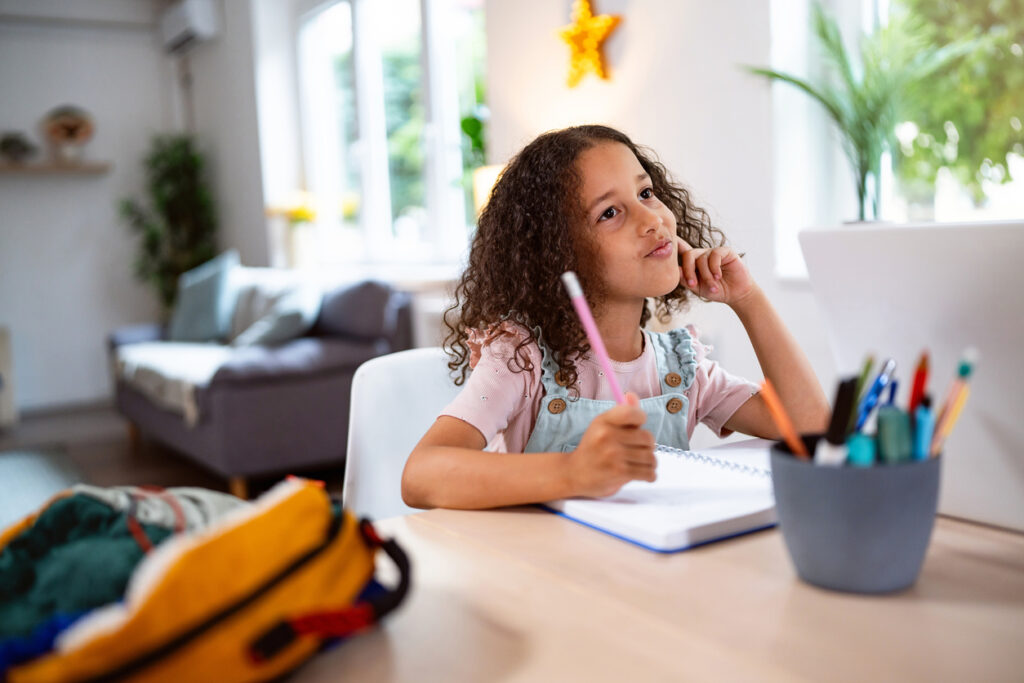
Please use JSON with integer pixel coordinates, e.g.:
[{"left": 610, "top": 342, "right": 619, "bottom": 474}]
[{"left": 649, "top": 327, "right": 698, "bottom": 394}]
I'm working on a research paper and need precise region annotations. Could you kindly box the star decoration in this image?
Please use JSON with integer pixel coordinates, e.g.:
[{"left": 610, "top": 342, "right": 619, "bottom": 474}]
[{"left": 559, "top": 0, "right": 621, "bottom": 88}]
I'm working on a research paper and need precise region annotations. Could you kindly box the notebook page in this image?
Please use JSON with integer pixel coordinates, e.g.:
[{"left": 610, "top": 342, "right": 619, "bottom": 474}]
[{"left": 545, "top": 446, "right": 775, "bottom": 551}]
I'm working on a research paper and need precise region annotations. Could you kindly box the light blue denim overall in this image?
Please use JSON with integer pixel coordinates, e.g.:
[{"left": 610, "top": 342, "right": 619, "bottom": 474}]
[{"left": 523, "top": 328, "right": 697, "bottom": 453}]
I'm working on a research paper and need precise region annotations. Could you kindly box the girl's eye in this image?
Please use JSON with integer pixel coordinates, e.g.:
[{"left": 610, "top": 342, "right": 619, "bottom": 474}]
[
  {"left": 599, "top": 207, "right": 618, "bottom": 222},
  {"left": 639, "top": 187, "right": 654, "bottom": 200}
]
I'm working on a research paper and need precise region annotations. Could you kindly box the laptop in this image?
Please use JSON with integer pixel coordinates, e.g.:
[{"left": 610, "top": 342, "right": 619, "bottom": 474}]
[{"left": 799, "top": 220, "right": 1024, "bottom": 532}]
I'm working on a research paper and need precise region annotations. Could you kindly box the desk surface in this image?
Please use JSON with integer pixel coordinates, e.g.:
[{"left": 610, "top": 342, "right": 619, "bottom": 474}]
[{"left": 299, "top": 506, "right": 1024, "bottom": 682}]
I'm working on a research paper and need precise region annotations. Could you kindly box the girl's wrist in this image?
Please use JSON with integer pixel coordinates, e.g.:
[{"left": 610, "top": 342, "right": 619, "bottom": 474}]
[
  {"left": 557, "top": 451, "right": 578, "bottom": 498},
  {"left": 727, "top": 282, "right": 767, "bottom": 316}
]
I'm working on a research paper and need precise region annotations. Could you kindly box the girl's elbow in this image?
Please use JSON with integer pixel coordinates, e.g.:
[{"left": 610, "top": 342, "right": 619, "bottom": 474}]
[
  {"left": 400, "top": 480, "right": 430, "bottom": 509},
  {"left": 400, "top": 458, "right": 433, "bottom": 510}
]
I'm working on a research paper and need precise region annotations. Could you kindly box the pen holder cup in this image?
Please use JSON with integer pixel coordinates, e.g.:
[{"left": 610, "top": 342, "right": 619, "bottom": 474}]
[{"left": 770, "top": 435, "right": 941, "bottom": 594}]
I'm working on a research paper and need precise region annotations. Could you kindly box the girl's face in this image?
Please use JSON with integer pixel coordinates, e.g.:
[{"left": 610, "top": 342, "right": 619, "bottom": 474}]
[{"left": 575, "top": 141, "right": 680, "bottom": 307}]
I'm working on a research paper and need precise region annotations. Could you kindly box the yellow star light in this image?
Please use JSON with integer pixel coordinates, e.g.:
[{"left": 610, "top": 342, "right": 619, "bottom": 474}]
[{"left": 559, "top": 0, "right": 621, "bottom": 88}]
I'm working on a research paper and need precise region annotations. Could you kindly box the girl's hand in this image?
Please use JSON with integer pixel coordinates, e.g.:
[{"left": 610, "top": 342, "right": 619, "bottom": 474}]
[
  {"left": 566, "top": 393, "right": 657, "bottom": 498},
  {"left": 677, "top": 238, "right": 756, "bottom": 306}
]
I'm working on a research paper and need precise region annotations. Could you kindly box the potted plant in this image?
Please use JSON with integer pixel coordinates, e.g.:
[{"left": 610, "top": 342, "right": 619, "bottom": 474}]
[
  {"left": 745, "top": 3, "right": 975, "bottom": 221},
  {"left": 120, "top": 135, "right": 218, "bottom": 314}
]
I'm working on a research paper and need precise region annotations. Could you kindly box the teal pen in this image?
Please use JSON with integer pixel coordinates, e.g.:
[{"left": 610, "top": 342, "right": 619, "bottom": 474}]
[
  {"left": 877, "top": 405, "right": 912, "bottom": 463},
  {"left": 846, "top": 432, "right": 876, "bottom": 467},
  {"left": 913, "top": 396, "right": 934, "bottom": 461}
]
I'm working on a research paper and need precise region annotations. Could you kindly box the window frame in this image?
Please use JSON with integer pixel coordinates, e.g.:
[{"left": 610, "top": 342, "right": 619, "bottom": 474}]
[{"left": 293, "top": 0, "right": 470, "bottom": 268}]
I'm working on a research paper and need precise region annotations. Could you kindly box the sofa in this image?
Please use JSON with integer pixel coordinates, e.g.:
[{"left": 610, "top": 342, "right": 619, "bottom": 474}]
[{"left": 108, "top": 264, "right": 413, "bottom": 498}]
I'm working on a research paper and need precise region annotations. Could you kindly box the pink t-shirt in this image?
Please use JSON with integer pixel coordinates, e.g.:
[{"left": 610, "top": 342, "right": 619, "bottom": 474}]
[{"left": 440, "top": 322, "right": 759, "bottom": 452}]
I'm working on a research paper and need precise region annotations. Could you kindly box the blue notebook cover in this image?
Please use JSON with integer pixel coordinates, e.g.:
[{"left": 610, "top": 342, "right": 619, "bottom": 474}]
[{"left": 541, "top": 446, "right": 776, "bottom": 553}]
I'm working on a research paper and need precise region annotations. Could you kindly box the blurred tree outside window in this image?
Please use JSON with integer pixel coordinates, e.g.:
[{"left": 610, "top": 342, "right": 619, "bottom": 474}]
[
  {"left": 888, "top": 0, "right": 1024, "bottom": 221},
  {"left": 455, "top": 6, "right": 488, "bottom": 223},
  {"left": 380, "top": 0, "right": 426, "bottom": 242}
]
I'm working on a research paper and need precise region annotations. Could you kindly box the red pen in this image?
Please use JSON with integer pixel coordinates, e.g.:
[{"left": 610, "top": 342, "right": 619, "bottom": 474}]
[{"left": 908, "top": 350, "right": 929, "bottom": 415}]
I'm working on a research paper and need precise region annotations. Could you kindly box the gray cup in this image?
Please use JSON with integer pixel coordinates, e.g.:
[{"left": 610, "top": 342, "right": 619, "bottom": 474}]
[{"left": 770, "top": 435, "right": 941, "bottom": 594}]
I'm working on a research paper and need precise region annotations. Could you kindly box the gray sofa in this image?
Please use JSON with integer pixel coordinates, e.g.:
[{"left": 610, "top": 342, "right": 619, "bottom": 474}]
[{"left": 108, "top": 275, "right": 413, "bottom": 497}]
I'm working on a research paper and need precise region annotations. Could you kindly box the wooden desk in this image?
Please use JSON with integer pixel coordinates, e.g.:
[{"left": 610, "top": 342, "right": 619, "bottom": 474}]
[{"left": 300, "top": 508, "right": 1024, "bottom": 682}]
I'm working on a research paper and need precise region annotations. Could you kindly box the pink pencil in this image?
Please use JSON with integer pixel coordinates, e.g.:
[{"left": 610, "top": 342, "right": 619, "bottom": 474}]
[{"left": 561, "top": 271, "right": 626, "bottom": 404}]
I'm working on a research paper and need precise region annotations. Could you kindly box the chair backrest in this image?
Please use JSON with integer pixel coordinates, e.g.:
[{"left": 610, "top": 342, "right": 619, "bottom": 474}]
[{"left": 343, "top": 347, "right": 463, "bottom": 520}]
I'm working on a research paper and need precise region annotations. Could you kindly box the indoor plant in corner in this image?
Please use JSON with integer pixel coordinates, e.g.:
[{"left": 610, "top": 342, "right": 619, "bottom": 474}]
[
  {"left": 745, "top": 3, "right": 975, "bottom": 222},
  {"left": 120, "top": 134, "right": 218, "bottom": 315}
]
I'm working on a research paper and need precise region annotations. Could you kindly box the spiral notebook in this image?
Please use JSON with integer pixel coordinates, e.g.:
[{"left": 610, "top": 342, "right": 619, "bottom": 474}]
[{"left": 541, "top": 445, "right": 776, "bottom": 553}]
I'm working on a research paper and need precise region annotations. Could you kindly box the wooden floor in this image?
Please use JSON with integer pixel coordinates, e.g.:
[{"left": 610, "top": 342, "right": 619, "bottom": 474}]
[{"left": 0, "top": 403, "right": 346, "bottom": 499}]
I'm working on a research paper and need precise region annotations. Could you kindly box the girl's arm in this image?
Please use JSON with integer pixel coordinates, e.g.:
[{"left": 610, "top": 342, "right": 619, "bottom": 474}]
[
  {"left": 402, "top": 395, "right": 656, "bottom": 509},
  {"left": 725, "top": 284, "right": 830, "bottom": 436},
  {"left": 678, "top": 241, "right": 830, "bottom": 437}
]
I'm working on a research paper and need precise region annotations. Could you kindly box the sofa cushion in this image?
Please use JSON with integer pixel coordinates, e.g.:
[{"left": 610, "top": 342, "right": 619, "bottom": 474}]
[
  {"left": 314, "top": 280, "right": 394, "bottom": 340},
  {"left": 231, "top": 283, "right": 321, "bottom": 347},
  {"left": 116, "top": 342, "right": 234, "bottom": 426},
  {"left": 168, "top": 250, "right": 240, "bottom": 342},
  {"left": 211, "top": 337, "right": 387, "bottom": 384}
]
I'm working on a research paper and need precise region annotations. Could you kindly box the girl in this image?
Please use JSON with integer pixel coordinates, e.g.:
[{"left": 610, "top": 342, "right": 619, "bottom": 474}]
[{"left": 402, "top": 125, "right": 829, "bottom": 509}]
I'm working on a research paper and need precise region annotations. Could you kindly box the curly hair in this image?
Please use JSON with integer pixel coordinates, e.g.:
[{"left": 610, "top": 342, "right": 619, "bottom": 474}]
[{"left": 444, "top": 124, "right": 726, "bottom": 392}]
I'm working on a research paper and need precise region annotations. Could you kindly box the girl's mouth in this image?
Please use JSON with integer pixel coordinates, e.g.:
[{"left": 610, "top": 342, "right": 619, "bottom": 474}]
[{"left": 645, "top": 240, "right": 674, "bottom": 258}]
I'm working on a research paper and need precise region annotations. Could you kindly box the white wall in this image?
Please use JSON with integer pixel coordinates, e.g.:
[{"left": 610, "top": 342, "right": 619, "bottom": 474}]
[
  {"left": 0, "top": 0, "right": 270, "bottom": 412},
  {"left": 1, "top": 0, "right": 844, "bottom": 416},
  {"left": 486, "top": 0, "right": 839, "bottom": 446},
  {"left": 187, "top": 0, "right": 269, "bottom": 268},
  {"left": 0, "top": 0, "right": 174, "bottom": 411}
]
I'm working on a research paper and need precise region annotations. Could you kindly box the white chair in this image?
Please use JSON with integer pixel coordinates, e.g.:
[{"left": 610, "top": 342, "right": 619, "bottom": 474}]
[{"left": 343, "top": 346, "right": 463, "bottom": 520}]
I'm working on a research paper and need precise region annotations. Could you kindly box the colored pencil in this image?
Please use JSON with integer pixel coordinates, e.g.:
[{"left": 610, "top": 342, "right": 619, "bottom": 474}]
[{"left": 760, "top": 379, "right": 809, "bottom": 459}]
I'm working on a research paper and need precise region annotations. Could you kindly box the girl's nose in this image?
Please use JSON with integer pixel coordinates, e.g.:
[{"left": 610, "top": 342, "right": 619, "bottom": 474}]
[{"left": 634, "top": 202, "right": 661, "bottom": 234}]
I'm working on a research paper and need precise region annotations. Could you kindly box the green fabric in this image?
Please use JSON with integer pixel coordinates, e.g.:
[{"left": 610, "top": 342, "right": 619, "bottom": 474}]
[{"left": 0, "top": 495, "right": 172, "bottom": 638}]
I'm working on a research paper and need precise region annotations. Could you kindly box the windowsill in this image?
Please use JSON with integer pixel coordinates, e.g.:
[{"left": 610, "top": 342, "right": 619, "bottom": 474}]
[{"left": 303, "top": 260, "right": 464, "bottom": 292}]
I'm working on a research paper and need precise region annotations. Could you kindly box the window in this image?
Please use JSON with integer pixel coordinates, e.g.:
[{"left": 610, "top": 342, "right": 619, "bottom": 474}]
[
  {"left": 883, "top": 0, "right": 1024, "bottom": 224},
  {"left": 771, "top": 0, "right": 1023, "bottom": 279},
  {"left": 295, "top": 0, "right": 486, "bottom": 266}
]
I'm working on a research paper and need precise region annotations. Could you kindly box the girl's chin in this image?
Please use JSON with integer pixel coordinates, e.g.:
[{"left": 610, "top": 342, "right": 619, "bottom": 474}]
[{"left": 652, "top": 271, "right": 683, "bottom": 297}]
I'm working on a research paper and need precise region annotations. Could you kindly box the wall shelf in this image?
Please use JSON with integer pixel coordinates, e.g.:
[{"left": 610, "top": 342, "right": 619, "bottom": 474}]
[{"left": 0, "top": 162, "right": 112, "bottom": 176}]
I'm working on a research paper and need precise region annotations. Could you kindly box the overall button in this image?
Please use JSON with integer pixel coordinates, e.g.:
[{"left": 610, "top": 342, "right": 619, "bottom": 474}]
[
  {"left": 666, "top": 397, "right": 683, "bottom": 414},
  {"left": 555, "top": 370, "right": 569, "bottom": 387},
  {"left": 548, "top": 398, "right": 567, "bottom": 414},
  {"left": 665, "top": 372, "right": 682, "bottom": 387}
]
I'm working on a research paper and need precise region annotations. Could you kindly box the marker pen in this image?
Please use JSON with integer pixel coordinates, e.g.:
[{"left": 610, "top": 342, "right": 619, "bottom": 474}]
[
  {"left": 815, "top": 376, "right": 857, "bottom": 466},
  {"left": 913, "top": 395, "right": 934, "bottom": 461},
  {"left": 846, "top": 432, "right": 876, "bottom": 467},
  {"left": 878, "top": 405, "right": 912, "bottom": 464}
]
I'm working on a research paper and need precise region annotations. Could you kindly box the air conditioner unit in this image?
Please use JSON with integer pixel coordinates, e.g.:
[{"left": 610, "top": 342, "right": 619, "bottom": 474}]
[{"left": 159, "top": 0, "right": 219, "bottom": 54}]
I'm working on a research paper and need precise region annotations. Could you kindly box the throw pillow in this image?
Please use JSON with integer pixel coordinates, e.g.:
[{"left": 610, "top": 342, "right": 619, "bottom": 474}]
[
  {"left": 168, "top": 250, "right": 240, "bottom": 342},
  {"left": 314, "top": 280, "right": 393, "bottom": 340},
  {"left": 231, "top": 284, "right": 322, "bottom": 347}
]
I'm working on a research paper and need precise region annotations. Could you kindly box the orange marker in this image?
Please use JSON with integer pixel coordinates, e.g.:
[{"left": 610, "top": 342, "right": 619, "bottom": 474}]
[{"left": 760, "top": 379, "right": 810, "bottom": 459}]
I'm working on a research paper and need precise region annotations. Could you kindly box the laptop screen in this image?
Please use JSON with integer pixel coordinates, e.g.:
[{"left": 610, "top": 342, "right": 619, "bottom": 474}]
[{"left": 799, "top": 220, "right": 1024, "bottom": 532}]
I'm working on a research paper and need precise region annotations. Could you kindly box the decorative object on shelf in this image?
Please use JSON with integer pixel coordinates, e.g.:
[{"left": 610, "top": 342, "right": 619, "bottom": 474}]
[
  {"left": 41, "top": 105, "right": 95, "bottom": 164},
  {"left": 744, "top": 3, "right": 975, "bottom": 222},
  {"left": 120, "top": 135, "right": 219, "bottom": 314},
  {"left": 559, "top": 0, "right": 621, "bottom": 88},
  {"left": 0, "top": 132, "right": 37, "bottom": 164}
]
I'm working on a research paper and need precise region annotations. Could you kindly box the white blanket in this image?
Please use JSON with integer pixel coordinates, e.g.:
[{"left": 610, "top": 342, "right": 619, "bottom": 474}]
[{"left": 116, "top": 342, "right": 234, "bottom": 426}]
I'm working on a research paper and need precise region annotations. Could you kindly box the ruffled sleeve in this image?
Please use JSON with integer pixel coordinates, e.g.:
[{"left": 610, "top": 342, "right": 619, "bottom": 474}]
[
  {"left": 441, "top": 322, "right": 543, "bottom": 450},
  {"left": 684, "top": 324, "right": 760, "bottom": 438}
]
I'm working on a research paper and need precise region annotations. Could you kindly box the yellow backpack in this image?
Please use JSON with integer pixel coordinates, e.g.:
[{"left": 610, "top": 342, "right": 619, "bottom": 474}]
[{"left": 0, "top": 478, "right": 409, "bottom": 682}]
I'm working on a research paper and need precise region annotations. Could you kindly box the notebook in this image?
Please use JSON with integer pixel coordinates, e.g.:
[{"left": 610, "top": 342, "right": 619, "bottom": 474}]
[{"left": 542, "top": 445, "right": 776, "bottom": 553}]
